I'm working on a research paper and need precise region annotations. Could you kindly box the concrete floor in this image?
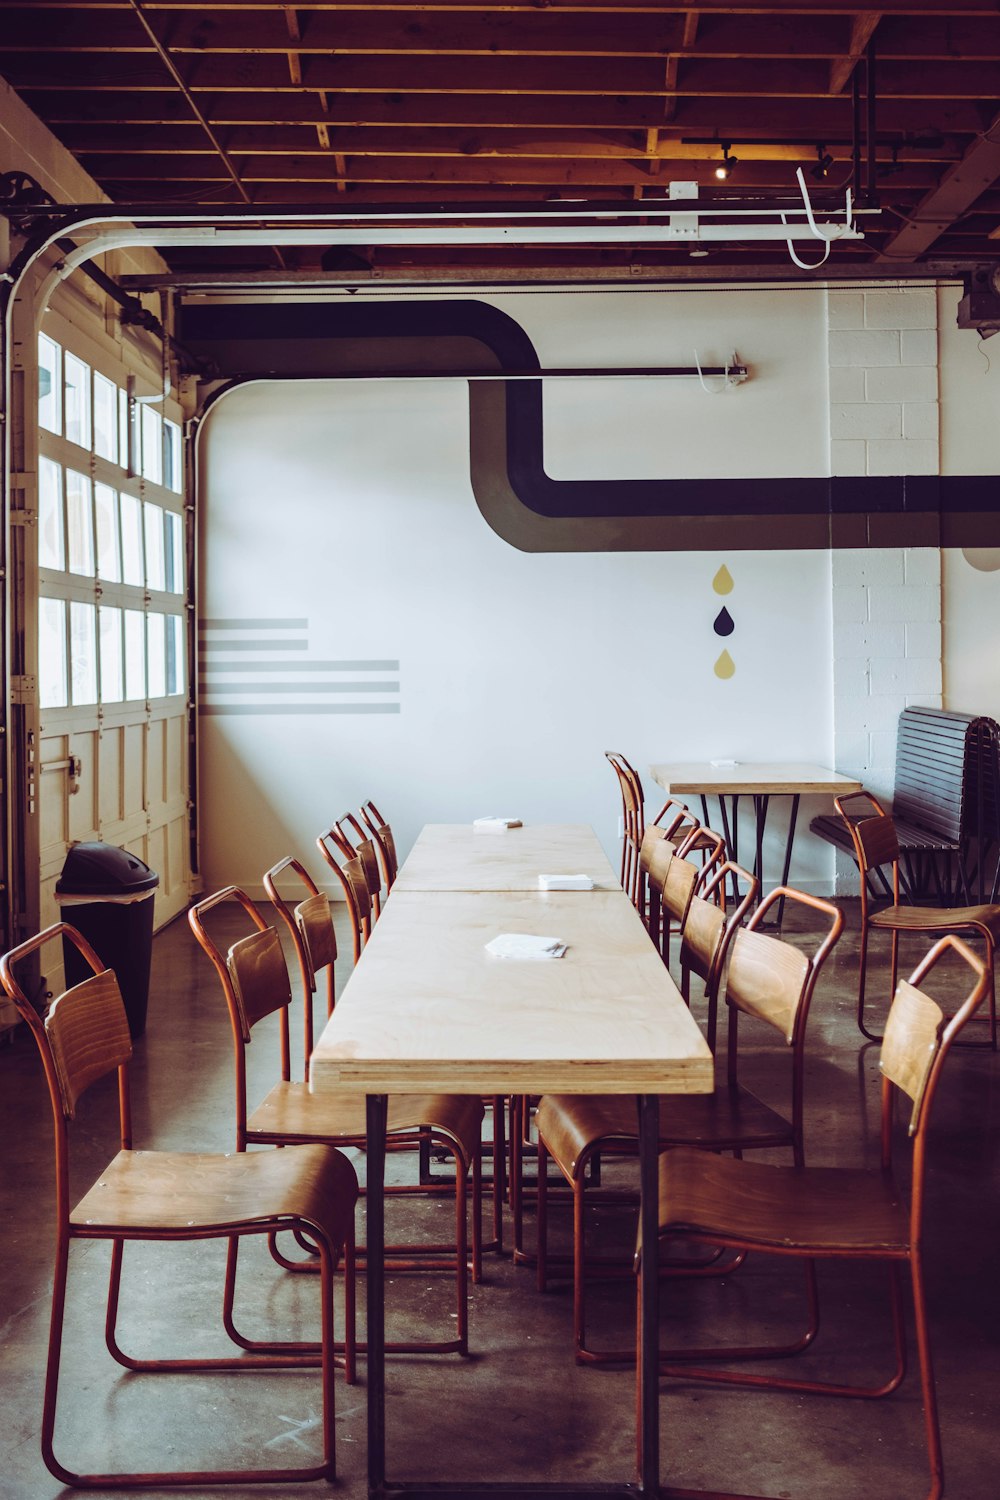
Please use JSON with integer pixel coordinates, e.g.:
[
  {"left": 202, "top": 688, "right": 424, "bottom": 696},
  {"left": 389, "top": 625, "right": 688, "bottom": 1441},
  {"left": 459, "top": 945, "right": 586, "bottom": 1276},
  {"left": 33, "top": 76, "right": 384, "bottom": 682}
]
[{"left": 0, "top": 898, "right": 998, "bottom": 1500}]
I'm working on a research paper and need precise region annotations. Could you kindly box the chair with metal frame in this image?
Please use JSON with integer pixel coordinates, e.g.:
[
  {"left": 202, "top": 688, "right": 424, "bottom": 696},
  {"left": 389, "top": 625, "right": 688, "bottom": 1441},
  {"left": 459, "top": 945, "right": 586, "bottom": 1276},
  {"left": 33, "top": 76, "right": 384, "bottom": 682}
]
[
  {"left": 315, "top": 828, "right": 372, "bottom": 961},
  {"left": 0, "top": 921, "right": 358, "bottom": 1489},
  {"left": 329, "top": 813, "right": 385, "bottom": 921},
  {"left": 359, "top": 798, "right": 400, "bottom": 893},
  {"left": 534, "top": 882, "right": 842, "bottom": 1365},
  {"left": 644, "top": 932, "right": 989, "bottom": 1500},
  {"left": 607, "top": 751, "right": 712, "bottom": 909},
  {"left": 189, "top": 881, "right": 484, "bottom": 1357},
  {"left": 641, "top": 823, "right": 726, "bottom": 962},
  {"left": 835, "top": 789, "right": 999, "bottom": 1048}
]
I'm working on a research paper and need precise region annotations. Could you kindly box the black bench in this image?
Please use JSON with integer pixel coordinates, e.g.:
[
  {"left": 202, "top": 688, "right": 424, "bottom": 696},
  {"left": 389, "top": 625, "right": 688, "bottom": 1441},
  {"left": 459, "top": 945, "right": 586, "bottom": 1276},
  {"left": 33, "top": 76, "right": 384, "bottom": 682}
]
[{"left": 811, "top": 706, "right": 1000, "bottom": 903}]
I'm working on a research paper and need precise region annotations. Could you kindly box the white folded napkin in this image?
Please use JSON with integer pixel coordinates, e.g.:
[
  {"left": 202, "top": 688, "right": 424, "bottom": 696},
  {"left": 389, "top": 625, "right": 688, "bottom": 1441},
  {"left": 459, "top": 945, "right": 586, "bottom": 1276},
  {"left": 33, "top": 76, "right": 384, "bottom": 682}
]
[
  {"left": 473, "top": 816, "right": 523, "bottom": 832},
  {"left": 538, "top": 873, "right": 594, "bottom": 891},
  {"left": 485, "top": 933, "right": 568, "bottom": 960},
  {"left": 709, "top": 758, "right": 738, "bottom": 768}
]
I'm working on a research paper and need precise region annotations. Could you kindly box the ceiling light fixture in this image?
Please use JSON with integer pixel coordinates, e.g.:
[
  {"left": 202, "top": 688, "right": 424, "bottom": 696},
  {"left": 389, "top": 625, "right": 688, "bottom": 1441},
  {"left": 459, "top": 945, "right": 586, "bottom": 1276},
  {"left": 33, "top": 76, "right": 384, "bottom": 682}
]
[
  {"left": 811, "top": 146, "right": 835, "bottom": 181},
  {"left": 714, "top": 145, "right": 738, "bottom": 181}
]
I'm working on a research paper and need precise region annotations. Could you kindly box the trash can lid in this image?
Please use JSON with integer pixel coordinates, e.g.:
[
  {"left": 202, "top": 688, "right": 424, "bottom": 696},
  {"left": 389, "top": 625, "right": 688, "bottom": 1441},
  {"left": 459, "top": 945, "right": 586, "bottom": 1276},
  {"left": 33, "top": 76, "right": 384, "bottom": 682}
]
[{"left": 56, "top": 842, "right": 159, "bottom": 896}]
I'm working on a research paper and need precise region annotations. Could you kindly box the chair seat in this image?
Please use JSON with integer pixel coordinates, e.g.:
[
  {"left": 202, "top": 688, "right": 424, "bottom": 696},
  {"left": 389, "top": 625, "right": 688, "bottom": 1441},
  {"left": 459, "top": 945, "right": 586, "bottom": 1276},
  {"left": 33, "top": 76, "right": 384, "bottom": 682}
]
[
  {"left": 536, "top": 1087, "right": 792, "bottom": 1180},
  {"left": 656, "top": 1145, "right": 910, "bottom": 1254},
  {"left": 869, "top": 902, "right": 1000, "bottom": 939},
  {"left": 248, "top": 1084, "right": 484, "bottom": 1164},
  {"left": 70, "top": 1142, "right": 359, "bottom": 1245}
]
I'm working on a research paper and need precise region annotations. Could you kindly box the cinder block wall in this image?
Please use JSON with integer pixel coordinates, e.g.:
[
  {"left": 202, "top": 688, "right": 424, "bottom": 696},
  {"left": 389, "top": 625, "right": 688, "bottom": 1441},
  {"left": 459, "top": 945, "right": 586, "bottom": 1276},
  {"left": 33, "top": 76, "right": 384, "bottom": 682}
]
[{"left": 827, "top": 288, "right": 943, "bottom": 893}]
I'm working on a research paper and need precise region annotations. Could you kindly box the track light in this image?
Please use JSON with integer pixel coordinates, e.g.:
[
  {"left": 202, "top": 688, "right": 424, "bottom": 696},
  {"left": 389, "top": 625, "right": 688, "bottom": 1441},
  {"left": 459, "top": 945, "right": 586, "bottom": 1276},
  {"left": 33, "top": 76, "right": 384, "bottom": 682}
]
[
  {"left": 810, "top": 145, "right": 835, "bottom": 181},
  {"left": 714, "top": 145, "right": 738, "bottom": 181}
]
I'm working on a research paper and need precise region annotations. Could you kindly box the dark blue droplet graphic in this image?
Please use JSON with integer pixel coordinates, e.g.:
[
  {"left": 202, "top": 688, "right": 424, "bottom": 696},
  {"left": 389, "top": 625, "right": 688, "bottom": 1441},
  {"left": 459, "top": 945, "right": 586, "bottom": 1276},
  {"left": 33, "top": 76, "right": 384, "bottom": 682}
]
[{"left": 713, "top": 606, "right": 735, "bottom": 637}]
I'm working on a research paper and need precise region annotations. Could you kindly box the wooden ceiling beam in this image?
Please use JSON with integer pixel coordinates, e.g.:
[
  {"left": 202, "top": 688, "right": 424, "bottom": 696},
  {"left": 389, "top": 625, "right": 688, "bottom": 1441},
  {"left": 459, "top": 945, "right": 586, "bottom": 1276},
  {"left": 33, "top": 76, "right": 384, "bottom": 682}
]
[
  {"left": 27, "top": 91, "right": 978, "bottom": 136},
  {"left": 8, "top": 52, "right": 1000, "bottom": 97},
  {"left": 828, "top": 11, "right": 880, "bottom": 95},
  {"left": 880, "top": 105, "right": 1000, "bottom": 258},
  {"left": 7, "top": 10, "right": 1000, "bottom": 59},
  {"left": 14, "top": 1, "right": 1000, "bottom": 15}
]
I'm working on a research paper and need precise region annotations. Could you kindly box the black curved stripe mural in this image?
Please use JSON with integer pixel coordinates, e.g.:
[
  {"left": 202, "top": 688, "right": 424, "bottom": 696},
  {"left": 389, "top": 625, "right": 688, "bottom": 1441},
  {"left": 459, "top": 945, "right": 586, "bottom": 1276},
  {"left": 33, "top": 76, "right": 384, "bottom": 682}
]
[{"left": 181, "top": 299, "right": 1000, "bottom": 552}]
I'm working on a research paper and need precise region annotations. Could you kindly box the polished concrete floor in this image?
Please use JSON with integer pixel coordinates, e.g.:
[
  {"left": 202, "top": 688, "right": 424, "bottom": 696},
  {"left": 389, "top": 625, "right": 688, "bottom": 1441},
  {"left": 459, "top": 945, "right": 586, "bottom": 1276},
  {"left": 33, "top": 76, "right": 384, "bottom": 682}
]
[{"left": 1, "top": 897, "right": 998, "bottom": 1500}]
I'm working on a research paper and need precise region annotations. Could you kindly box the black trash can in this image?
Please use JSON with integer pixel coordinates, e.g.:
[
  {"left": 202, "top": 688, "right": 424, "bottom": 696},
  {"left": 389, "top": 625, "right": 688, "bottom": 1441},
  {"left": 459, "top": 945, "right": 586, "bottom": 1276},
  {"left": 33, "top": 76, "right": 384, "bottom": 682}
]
[{"left": 57, "top": 843, "right": 159, "bottom": 1038}]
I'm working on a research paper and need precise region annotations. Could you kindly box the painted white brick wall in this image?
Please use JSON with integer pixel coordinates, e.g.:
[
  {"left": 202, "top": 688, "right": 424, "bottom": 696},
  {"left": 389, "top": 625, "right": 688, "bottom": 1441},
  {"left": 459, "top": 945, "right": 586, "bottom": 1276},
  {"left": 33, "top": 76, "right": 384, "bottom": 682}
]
[{"left": 827, "top": 288, "right": 943, "bottom": 893}]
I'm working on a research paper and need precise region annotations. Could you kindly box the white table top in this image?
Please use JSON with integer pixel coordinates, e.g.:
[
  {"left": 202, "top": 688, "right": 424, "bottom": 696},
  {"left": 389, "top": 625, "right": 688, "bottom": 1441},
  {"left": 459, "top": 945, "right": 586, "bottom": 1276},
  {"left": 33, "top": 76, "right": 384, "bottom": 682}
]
[
  {"left": 650, "top": 762, "right": 864, "bottom": 797},
  {"left": 310, "top": 888, "right": 712, "bottom": 1098},
  {"left": 391, "top": 821, "right": 618, "bottom": 893}
]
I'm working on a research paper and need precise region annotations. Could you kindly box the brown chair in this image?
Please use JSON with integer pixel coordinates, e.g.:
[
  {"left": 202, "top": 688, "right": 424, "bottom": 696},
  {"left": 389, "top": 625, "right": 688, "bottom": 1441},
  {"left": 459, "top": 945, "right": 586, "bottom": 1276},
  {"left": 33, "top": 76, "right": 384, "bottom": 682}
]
[
  {"left": 189, "top": 882, "right": 484, "bottom": 1356},
  {"left": 535, "top": 884, "right": 842, "bottom": 1364},
  {"left": 644, "top": 932, "right": 989, "bottom": 1500},
  {"left": 607, "top": 751, "right": 714, "bottom": 910},
  {"left": 360, "top": 798, "right": 400, "bottom": 892},
  {"left": 641, "top": 825, "right": 726, "bottom": 960},
  {"left": 330, "top": 813, "right": 385, "bottom": 921},
  {"left": 315, "top": 827, "right": 372, "bottom": 961},
  {"left": 835, "top": 790, "right": 999, "bottom": 1048},
  {"left": 0, "top": 922, "right": 358, "bottom": 1489}
]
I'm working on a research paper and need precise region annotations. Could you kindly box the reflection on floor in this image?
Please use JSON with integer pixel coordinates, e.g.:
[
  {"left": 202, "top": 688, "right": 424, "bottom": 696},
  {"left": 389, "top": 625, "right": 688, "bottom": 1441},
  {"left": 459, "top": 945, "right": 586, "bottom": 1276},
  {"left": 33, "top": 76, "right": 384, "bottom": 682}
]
[{"left": 0, "top": 898, "right": 998, "bottom": 1500}]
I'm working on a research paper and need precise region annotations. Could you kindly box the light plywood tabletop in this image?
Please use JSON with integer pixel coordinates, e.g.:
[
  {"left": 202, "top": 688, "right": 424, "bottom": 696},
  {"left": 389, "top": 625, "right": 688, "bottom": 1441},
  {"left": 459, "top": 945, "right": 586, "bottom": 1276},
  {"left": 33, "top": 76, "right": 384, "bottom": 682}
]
[
  {"left": 310, "top": 889, "right": 712, "bottom": 1098},
  {"left": 650, "top": 762, "right": 864, "bottom": 797},
  {"left": 391, "top": 821, "right": 618, "bottom": 893}
]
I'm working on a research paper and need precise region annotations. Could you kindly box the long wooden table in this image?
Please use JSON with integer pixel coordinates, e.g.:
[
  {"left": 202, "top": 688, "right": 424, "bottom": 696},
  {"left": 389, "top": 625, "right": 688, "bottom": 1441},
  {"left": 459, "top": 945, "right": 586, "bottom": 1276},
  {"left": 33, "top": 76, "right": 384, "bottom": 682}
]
[
  {"left": 392, "top": 822, "right": 619, "bottom": 893},
  {"left": 311, "top": 823, "right": 714, "bottom": 1500}
]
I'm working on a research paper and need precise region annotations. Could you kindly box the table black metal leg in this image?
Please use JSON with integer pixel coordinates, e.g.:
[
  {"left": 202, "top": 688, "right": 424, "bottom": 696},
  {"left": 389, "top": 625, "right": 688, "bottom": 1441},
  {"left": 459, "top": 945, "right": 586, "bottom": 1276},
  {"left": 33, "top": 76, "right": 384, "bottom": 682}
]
[
  {"left": 366, "top": 1093, "right": 389, "bottom": 1497},
  {"left": 637, "top": 1093, "right": 661, "bottom": 1496},
  {"left": 752, "top": 795, "right": 769, "bottom": 886},
  {"left": 775, "top": 795, "right": 800, "bottom": 928}
]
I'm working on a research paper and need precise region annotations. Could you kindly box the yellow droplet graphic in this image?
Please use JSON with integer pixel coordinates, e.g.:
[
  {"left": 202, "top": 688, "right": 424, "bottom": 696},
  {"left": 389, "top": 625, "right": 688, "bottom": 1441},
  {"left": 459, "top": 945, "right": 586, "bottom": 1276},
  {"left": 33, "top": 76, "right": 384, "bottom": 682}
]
[
  {"left": 712, "top": 564, "right": 734, "bottom": 595},
  {"left": 714, "top": 649, "right": 735, "bottom": 679}
]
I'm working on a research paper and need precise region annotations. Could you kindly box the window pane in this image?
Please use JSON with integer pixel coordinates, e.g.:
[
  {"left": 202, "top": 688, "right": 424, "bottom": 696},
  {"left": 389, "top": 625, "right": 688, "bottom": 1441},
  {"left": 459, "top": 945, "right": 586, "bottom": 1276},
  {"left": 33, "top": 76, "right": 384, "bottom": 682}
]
[
  {"left": 69, "top": 602, "right": 98, "bottom": 705},
  {"left": 66, "top": 470, "right": 95, "bottom": 576},
  {"left": 93, "top": 373, "right": 118, "bottom": 462},
  {"left": 64, "top": 352, "right": 92, "bottom": 449},
  {"left": 38, "top": 457, "right": 65, "bottom": 571},
  {"left": 144, "top": 502, "right": 165, "bottom": 591},
  {"left": 148, "top": 613, "right": 166, "bottom": 698},
  {"left": 124, "top": 609, "right": 146, "bottom": 700},
  {"left": 119, "top": 388, "right": 131, "bottom": 470},
  {"left": 38, "top": 334, "right": 62, "bottom": 434},
  {"left": 39, "top": 597, "right": 68, "bottom": 708},
  {"left": 141, "top": 405, "right": 163, "bottom": 484},
  {"left": 99, "top": 606, "right": 124, "bottom": 703},
  {"left": 167, "top": 613, "right": 185, "bottom": 696},
  {"left": 94, "top": 482, "right": 121, "bottom": 582},
  {"left": 120, "top": 492, "right": 144, "bottom": 585},
  {"left": 163, "top": 418, "right": 182, "bottom": 493},
  {"left": 164, "top": 510, "right": 184, "bottom": 593}
]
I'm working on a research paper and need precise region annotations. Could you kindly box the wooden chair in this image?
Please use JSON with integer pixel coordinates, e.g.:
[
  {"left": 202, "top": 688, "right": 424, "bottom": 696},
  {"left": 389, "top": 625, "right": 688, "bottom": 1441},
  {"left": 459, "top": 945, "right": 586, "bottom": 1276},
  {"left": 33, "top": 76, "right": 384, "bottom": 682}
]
[
  {"left": 189, "top": 883, "right": 484, "bottom": 1356},
  {"left": 641, "top": 825, "right": 726, "bottom": 960},
  {"left": 535, "top": 884, "right": 842, "bottom": 1364},
  {"left": 0, "top": 921, "right": 358, "bottom": 1489},
  {"left": 360, "top": 798, "right": 400, "bottom": 892},
  {"left": 315, "top": 827, "right": 372, "bottom": 961},
  {"left": 645, "top": 932, "right": 989, "bottom": 1500},
  {"left": 330, "top": 814, "right": 385, "bottom": 921},
  {"left": 607, "top": 751, "right": 720, "bottom": 909},
  {"left": 835, "top": 790, "right": 999, "bottom": 1048}
]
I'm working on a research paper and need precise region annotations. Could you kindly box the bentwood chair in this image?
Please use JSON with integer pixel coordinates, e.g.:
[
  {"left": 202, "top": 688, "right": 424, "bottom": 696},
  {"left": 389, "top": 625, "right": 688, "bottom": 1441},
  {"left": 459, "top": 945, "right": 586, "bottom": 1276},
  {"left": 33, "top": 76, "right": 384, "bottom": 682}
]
[
  {"left": 329, "top": 814, "right": 385, "bottom": 921},
  {"left": 641, "top": 825, "right": 726, "bottom": 959},
  {"left": 189, "top": 884, "right": 484, "bottom": 1356},
  {"left": 535, "top": 885, "right": 842, "bottom": 1364},
  {"left": 607, "top": 751, "right": 718, "bottom": 908},
  {"left": 645, "top": 932, "right": 989, "bottom": 1500},
  {"left": 315, "top": 828, "right": 373, "bottom": 961},
  {"left": 835, "top": 791, "right": 999, "bottom": 1048},
  {"left": 0, "top": 922, "right": 358, "bottom": 1489},
  {"left": 360, "top": 798, "right": 400, "bottom": 892}
]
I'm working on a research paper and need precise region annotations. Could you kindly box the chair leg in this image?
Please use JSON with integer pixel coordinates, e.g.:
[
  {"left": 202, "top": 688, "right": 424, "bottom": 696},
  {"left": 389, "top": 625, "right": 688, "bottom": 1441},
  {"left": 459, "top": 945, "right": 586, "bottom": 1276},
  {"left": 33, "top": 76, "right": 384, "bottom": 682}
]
[
  {"left": 857, "top": 923, "right": 884, "bottom": 1043},
  {"left": 53, "top": 1227, "right": 344, "bottom": 1487},
  {"left": 535, "top": 1135, "right": 549, "bottom": 1292},
  {"left": 491, "top": 1094, "right": 506, "bottom": 1251},
  {"left": 910, "top": 1253, "right": 945, "bottom": 1500}
]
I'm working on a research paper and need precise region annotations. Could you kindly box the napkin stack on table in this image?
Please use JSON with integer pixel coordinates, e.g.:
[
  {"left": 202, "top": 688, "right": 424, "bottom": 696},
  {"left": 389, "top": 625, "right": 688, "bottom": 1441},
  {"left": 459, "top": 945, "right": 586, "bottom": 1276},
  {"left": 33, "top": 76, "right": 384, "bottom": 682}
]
[
  {"left": 485, "top": 934, "right": 568, "bottom": 960},
  {"left": 473, "top": 816, "right": 523, "bottom": 833},
  {"left": 538, "top": 873, "right": 594, "bottom": 891}
]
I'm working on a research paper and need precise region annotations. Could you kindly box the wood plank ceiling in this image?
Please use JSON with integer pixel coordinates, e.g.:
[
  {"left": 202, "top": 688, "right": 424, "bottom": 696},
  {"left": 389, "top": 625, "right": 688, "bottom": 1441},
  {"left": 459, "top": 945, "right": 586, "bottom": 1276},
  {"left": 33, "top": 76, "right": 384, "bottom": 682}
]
[{"left": 3, "top": 0, "right": 1000, "bottom": 281}]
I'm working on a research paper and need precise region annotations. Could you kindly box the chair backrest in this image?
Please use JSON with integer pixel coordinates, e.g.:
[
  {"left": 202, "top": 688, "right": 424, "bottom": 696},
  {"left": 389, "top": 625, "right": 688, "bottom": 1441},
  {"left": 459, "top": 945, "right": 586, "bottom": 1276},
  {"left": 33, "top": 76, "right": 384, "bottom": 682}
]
[
  {"left": 264, "top": 855, "right": 338, "bottom": 1071},
  {"left": 0, "top": 924, "right": 134, "bottom": 1216},
  {"left": 188, "top": 887, "right": 294, "bottom": 1143},
  {"left": 723, "top": 886, "right": 843, "bottom": 1161},
  {"left": 360, "top": 800, "right": 399, "bottom": 889},
  {"left": 316, "top": 829, "right": 372, "bottom": 962},
  {"left": 878, "top": 934, "right": 988, "bottom": 1232},
  {"left": 834, "top": 791, "right": 901, "bottom": 906},
  {"left": 333, "top": 814, "right": 383, "bottom": 919},
  {"left": 679, "top": 861, "right": 758, "bottom": 1051}
]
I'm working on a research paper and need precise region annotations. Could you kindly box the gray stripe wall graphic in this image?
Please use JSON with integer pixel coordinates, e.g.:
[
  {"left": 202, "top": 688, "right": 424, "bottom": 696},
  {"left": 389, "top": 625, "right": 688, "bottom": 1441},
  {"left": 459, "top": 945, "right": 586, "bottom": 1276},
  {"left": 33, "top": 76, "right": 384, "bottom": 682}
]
[{"left": 198, "top": 619, "right": 400, "bottom": 715}]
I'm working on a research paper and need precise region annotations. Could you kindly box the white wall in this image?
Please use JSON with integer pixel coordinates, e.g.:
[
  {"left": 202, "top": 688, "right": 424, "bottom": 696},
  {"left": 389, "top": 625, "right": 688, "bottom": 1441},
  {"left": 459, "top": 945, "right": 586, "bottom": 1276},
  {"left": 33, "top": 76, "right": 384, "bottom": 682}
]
[{"left": 198, "top": 287, "right": 837, "bottom": 893}]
